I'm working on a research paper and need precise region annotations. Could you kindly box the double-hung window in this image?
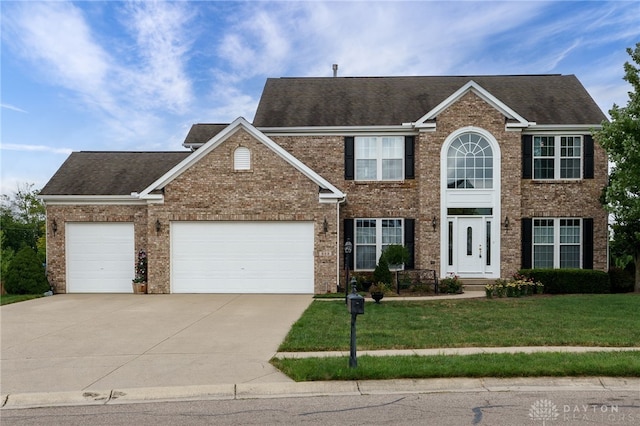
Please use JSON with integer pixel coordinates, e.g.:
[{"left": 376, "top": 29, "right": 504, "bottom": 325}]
[
  {"left": 533, "top": 136, "right": 582, "bottom": 179},
  {"left": 533, "top": 218, "right": 582, "bottom": 268},
  {"left": 355, "top": 136, "right": 403, "bottom": 181},
  {"left": 355, "top": 218, "right": 403, "bottom": 269}
]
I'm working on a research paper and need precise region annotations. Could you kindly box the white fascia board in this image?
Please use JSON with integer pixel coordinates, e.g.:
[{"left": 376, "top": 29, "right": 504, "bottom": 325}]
[
  {"left": 414, "top": 80, "right": 529, "bottom": 128},
  {"left": 258, "top": 125, "right": 415, "bottom": 136},
  {"left": 38, "top": 195, "right": 149, "bottom": 206},
  {"left": 139, "top": 117, "right": 345, "bottom": 201},
  {"left": 525, "top": 124, "right": 602, "bottom": 133}
]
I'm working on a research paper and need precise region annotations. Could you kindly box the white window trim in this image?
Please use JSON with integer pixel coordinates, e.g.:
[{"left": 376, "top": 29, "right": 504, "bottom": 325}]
[
  {"left": 533, "top": 135, "right": 583, "bottom": 180},
  {"left": 533, "top": 218, "right": 582, "bottom": 269},
  {"left": 355, "top": 136, "right": 404, "bottom": 181},
  {"left": 354, "top": 218, "right": 404, "bottom": 270}
]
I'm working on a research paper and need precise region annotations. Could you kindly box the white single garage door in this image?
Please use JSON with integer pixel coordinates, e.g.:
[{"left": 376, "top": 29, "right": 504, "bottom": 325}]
[
  {"left": 66, "top": 223, "right": 135, "bottom": 293},
  {"left": 171, "top": 221, "right": 314, "bottom": 293}
]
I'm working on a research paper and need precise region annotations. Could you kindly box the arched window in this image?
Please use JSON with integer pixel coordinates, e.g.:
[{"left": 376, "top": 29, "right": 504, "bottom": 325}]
[
  {"left": 234, "top": 147, "right": 251, "bottom": 170},
  {"left": 446, "top": 133, "right": 493, "bottom": 189}
]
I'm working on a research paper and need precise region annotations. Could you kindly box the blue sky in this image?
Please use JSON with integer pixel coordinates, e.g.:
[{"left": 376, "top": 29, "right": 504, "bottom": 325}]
[{"left": 1, "top": 1, "right": 638, "bottom": 195}]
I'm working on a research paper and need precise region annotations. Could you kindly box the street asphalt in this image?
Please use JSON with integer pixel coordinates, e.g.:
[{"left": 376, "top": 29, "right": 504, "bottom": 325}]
[{"left": 2, "top": 293, "right": 639, "bottom": 410}]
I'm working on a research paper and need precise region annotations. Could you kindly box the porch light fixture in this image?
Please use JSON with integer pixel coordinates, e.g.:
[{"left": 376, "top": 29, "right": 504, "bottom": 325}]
[
  {"left": 155, "top": 219, "right": 161, "bottom": 234},
  {"left": 432, "top": 216, "right": 438, "bottom": 230},
  {"left": 344, "top": 238, "right": 353, "bottom": 302},
  {"left": 52, "top": 219, "right": 58, "bottom": 236},
  {"left": 323, "top": 218, "right": 328, "bottom": 234},
  {"left": 504, "top": 216, "right": 510, "bottom": 230}
]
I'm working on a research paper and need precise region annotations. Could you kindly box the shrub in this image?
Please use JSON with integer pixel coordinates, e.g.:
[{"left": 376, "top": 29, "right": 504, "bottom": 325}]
[
  {"left": 608, "top": 267, "right": 634, "bottom": 293},
  {"left": 373, "top": 255, "right": 392, "bottom": 285},
  {"left": 439, "top": 273, "right": 463, "bottom": 294},
  {"left": 4, "top": 246, "right": 49, "bottom": 294},
  {"left": 518, "top": 269, "right": 610, "bottom": 294}
]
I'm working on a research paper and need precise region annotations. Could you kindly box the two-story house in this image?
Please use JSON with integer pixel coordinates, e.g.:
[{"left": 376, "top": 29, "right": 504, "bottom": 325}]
[{"left": 39, "top": 74, "right": 608, "bottom": 294}]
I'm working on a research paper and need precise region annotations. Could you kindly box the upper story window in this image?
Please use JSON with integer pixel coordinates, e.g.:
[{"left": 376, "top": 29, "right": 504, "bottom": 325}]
[
  {"left": 533, "top": 136, "right": 582, "bottom": 179},
  {"left": 234, "top": 146, "right": 251, "bottom": 170},
  {"left": 355, "top": 136, "right": 404, "bottom": 181},
  {"left": 446, "top": 132, "right": 493, "bottom": 189}
]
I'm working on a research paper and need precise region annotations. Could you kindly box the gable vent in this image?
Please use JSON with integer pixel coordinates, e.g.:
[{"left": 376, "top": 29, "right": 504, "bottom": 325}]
[{"left": 234, "top": 147, "right": 251, "bottom": 170}]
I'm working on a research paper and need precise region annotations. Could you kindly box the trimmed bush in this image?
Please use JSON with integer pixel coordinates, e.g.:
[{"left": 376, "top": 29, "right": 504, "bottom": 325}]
[
  {"left": 518, "top": 269, "right": 610, "bottom": 294},
  {"left": 373, "top": 255, "right": 392, "bottom": 285},
  {"left": 608, "top": 267, "right": 635, "bottom": 293},
  {"left": 4, "top": 246, "right": 49, "bottom": 295}
]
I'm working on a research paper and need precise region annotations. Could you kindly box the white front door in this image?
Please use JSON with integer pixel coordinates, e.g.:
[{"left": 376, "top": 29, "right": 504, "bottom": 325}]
[{"left": 456, "top": 217, "right": 485, "bottom": 275}]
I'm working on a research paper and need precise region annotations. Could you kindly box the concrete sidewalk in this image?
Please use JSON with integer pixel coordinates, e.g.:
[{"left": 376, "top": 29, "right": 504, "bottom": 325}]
[{"left": 3, "top": 375, "right": 639, "bottom": 409}]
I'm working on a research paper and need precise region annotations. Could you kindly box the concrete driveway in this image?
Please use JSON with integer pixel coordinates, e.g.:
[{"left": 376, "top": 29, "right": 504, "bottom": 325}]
[{"left": 1, "top": 294, "right": 313, "bottom": 394}]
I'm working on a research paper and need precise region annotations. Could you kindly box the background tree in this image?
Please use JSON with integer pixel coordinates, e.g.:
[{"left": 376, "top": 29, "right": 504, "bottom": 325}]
[
  {"left": 4, "top": 246, "right": 49, "bottom": 294},
  {"left": 596, "top": 43, "right": 640, "bottom": 292},
  {"left": 1, "top": 183, "right": 46, "bottom": 293}
]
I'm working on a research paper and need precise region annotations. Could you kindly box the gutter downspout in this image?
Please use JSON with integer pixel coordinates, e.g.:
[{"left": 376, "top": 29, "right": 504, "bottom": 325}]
[{"left": 337, "top": 196, "right": 346, "bottom": 291}]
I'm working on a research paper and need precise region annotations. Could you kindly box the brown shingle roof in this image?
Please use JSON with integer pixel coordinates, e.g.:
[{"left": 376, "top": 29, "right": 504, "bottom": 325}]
[
  {"left": 39, "top": 151, "right": 191, "bottom": 196},
  {"left": 253, "top": 75, "right": 606, "bottom": 127},
  {"left": 183, "top": 123, "right": 229, "bottom": 147}
]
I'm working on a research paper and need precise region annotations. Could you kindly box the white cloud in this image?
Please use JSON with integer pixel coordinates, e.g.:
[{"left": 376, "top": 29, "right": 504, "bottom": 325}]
[
  {"left": 1, "top": 104, "right": 27, "bottom": 114},
  {"left": 2, "top": 1, "right": 116, "bottom": 112},
  {"left": 122, "top": 0, "right": 195, "bottom": 113}
]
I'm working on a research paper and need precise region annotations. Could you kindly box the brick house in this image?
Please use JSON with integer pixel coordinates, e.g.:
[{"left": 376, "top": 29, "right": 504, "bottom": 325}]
[{"left": 39, "top": 74, "right": 608, "bottom": 294}]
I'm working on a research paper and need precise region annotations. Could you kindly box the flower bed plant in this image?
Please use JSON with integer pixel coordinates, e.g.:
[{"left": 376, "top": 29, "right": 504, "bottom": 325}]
[{"left": 485, "top": 273, "right": 543, "bottom": 298}]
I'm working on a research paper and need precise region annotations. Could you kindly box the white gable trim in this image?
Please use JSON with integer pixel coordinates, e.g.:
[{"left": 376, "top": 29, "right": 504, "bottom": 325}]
[
  {"left": 138, "top": 117, "right": 345, "bottom": 202},
  {"left": 414, "top": 80, "right": 534, "bottom": 130}
]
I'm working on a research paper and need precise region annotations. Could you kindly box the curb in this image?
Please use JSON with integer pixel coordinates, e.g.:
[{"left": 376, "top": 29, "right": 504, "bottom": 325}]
[{"left": 2, "top": 377, "right": 639, "bottom": 410}]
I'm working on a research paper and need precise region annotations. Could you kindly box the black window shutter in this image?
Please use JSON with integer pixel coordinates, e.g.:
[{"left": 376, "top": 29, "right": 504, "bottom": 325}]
[
  {"left": 582, "top": 218, "right": 594, "bottom": 269},
  {"left": 521, "top": 218, "right": 533, "bottom": 269},
  {"left": 404, "top": 218, "right": 415, "bottom": 269},
  {"left": 522, "top": 135, "right": 533, "bottom": 179},
  {"left": 583, "top": 135, "right": 594, "bottom": 179},
  {"left": 343, "top": 218, "right": 354, "bottom": 269},
  {"left": 404, "top": 136, "right": 415, "bottom": 179},
  {"left": 344, "top": 137, "right": 355, "bottom": 180}
]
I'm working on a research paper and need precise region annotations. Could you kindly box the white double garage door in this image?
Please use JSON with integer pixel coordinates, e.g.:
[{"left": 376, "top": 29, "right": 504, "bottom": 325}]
[{"left": 66, "top": 222, "right": 314, "bottom": 293}]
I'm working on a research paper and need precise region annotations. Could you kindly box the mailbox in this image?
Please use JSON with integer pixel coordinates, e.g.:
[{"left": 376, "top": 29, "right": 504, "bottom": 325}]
[{"left": 347, "top": 289, "right": 365, "bottom": 315}]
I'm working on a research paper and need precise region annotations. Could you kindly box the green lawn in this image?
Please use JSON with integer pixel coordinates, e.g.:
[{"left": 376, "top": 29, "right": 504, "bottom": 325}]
[
  {"left": 0, "top": 294, "right": 43, "bottom": 305},
  {"left": 272, "top": 351, "right": 640, "bottom": 381},
  {"left": 279, "top": 294, "right": 640, "bottom": 351},
  {"left": 273, "top": 294, "right": 640, "bottom": 380}
]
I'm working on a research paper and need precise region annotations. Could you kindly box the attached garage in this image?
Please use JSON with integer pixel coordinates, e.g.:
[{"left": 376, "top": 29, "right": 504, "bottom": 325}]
[
  {"left": 171, "top": 221, "right": 314, "bottom": 293},
  {"left": 66, "top": 222, "right": 135, "bottom": 293}
]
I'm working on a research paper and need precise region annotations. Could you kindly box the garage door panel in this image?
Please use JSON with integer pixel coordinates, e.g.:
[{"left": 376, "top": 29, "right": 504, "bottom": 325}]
[
  {"left": 66, "top": 223, "right": 134, "bottom": 293},
  {"left": 171, "top": 222, "right": 314, "bottom": 293}
]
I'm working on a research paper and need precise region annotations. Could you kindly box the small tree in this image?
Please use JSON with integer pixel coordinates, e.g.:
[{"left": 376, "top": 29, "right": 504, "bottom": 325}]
[
  {"left": 596, "top": 43, "right": 640, "bottom": 292},
  {"left": 373, "top": 254, "right": 392, "bottom": 285},
  {"left": 4, "top": 246, "right": 49, "bottom": 294},
  {"left": 382, "top": 244, "right": 410, "bottom": 291}
]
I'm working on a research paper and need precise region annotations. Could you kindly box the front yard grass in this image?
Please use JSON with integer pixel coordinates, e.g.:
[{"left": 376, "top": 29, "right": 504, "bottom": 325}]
[
  {"left": 0, "top": 294, "right": 43, "bottom": 305},
  {"left": 278, "top": 294, "right": 640, "bottom": 351},
  {"left": 272, "top": 351, "right": 640, "bottom": 381},
  {"left": 272, "top": 294, "right": 640, "bottom": 380}
]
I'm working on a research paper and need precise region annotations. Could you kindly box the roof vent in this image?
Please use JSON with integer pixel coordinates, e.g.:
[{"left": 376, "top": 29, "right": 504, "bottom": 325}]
[{"left": 332, "top": 64, "right": 338, "bottom": 77}]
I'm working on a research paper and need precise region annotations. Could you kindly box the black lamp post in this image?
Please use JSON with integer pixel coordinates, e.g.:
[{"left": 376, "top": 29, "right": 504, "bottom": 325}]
[{"left": 344, "top": 238, "right": 352, "bottom": 302}]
